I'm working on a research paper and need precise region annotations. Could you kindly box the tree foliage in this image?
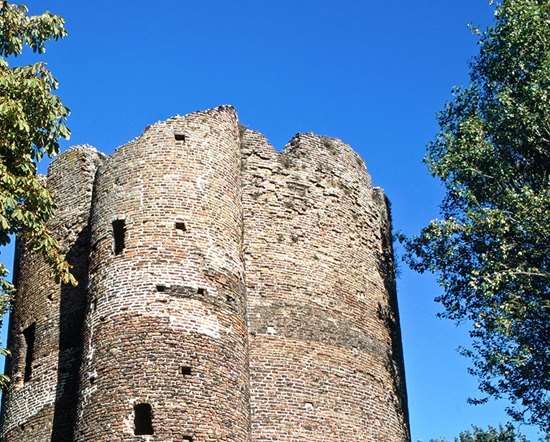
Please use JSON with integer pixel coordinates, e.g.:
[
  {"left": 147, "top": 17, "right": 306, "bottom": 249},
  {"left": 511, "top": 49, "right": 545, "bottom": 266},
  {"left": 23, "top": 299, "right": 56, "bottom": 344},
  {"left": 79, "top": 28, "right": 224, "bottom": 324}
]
[
  {"left": 0, "top": 1, "right": 74, "bottom": 384},
  {"left": 455, "top": 424, "right": 528, "bottom": 442},
  {"left": 428, "top": 424, "right": 529, "bottom": 442},
  {"left": 402, "top": 0, "right": 549, "bottom": 432}
]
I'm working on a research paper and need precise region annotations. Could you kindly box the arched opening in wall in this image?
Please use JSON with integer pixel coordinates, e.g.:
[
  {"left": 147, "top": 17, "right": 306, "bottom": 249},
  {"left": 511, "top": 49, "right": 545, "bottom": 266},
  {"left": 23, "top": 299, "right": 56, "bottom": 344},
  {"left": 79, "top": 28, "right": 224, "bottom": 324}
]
[
  {"left": 134, "top": 403, "right": 154, "bottom": 435},
  {"left": 22, "top": 322, "right": 36, "bottom": 382},
  {"left": 112, "top": 219, "right": 126, "bottom": 255}
]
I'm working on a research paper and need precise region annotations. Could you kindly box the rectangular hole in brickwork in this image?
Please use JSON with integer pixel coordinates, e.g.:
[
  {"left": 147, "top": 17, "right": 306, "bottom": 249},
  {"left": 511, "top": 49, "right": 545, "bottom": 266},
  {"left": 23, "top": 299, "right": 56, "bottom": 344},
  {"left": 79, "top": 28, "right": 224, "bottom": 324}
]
[
  {"left": 181, "top": 366, "right": 192, "bottom": 376},
  {"left": 91, "top": 299, "right": 97, "bottom": 312},
  {"left": 174, "top": 133, "right": 186, "bottom": 142},
  {"left": 156, "top": 285, "right": 166, "bottom": 292},
  {"left": 175, "top": 222, "right": 187, "bottom": 232},
  {"left": 183, "top": 436, "right": 193, "bottom": 442},
  {"left": 134, "top": 403, "right": 154, "bottom": 435},
  {"left": 22, "top": 323, "right": 36, "bottom": 382},
  {"left": 112, "top": 219, "right": 126, "bottom": 255},
  {"left": 197, "top": 288, "right": 206, "bottom": 295}
]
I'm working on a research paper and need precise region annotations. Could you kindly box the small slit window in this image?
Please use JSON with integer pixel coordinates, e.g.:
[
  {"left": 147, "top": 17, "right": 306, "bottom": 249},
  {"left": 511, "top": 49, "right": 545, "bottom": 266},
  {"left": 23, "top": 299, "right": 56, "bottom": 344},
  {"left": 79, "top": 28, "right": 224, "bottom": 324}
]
[
  {"left": 175, "top": 222, "right": 186, "bottom": 232},
  {"left": 134, "top": 403, "right": 153, "bottom": 435},
  {"left": 112, "top": 219, "right": 126, "bottom": 255},
  {"left": 181, "top": 366, "right": 192, "bottom": 376},
  {"left": 174, "top": 133, "right": 186, "bottom": 142},
  {"left": 23, "top": 323, "right": 36, "bottom": 382},
  {"left": 197, "top": 288, "right": 206, "bottom": 295}
]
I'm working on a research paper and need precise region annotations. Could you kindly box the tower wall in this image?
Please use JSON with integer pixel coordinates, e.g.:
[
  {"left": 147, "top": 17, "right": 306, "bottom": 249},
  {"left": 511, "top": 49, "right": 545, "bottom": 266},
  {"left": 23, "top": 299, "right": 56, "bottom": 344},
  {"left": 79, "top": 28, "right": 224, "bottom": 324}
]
[
  {"left": 1, "top": 147, "right": 103, "bottom": 441},
  {"left": 74, "top": 107, "right": 251, "bottom": 441},
  {"left": 1, "top": 106, "right": 410, "bottom": 442},
  {"left": 241, "top": 130, "right": 409, "bottom": 441}
]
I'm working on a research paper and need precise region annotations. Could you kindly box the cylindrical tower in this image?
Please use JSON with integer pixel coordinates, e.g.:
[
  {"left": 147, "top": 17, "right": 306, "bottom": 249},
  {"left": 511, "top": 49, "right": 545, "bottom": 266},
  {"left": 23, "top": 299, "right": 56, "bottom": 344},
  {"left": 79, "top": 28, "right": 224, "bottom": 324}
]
[
  {"left": 241, "top": 130, "right": 410, "bottom": 441},
  {"left": 0, "top": 146, "right": 103, "bottom": 442},
  {"left": 75, "top": 106, "right": 250, "bottom": 441}
]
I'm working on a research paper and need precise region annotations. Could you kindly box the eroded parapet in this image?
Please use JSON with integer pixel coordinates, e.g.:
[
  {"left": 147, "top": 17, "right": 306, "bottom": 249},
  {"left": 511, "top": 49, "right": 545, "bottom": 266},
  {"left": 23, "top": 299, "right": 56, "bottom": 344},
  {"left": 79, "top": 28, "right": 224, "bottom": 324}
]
[
  {"left": 241, "top": 129, "right": 410, "bottom": 441},
  {"left": 1, "top": 146, "right": 104, "bottom": 442},
  {"left": 75, "top": 106, "right": 251, "bottom": 441}
]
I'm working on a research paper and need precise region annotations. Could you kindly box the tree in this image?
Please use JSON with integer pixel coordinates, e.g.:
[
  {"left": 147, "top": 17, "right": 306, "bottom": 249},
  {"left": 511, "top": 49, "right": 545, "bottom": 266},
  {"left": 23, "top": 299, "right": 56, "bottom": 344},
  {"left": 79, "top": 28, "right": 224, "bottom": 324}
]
[
  {"left": 428, "top": 423, "right": 529, "bottom": 442},
  {"left": 455, "top": 424, "right": 528, "bottom": 442},
  {"left": 402, "top": 0, "right": 549, "bottom": 432},
  {"left": 0, "top": 1, "right": 75, "bottom": 384}
]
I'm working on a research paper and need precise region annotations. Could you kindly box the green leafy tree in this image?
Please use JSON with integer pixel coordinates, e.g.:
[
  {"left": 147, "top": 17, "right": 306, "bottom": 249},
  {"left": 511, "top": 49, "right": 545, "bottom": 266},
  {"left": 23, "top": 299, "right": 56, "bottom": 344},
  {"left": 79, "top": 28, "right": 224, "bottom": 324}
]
[
  {"left": 0, "top": 1, "right": 75, "bottom": 384},
  {"left": 455, "top": 424, "right": 528, "bottom": 442},
  {"left": 427, "top": 423, "right": 529, "bottom": 442},
  {"left": 402, "top": 0, "right": 549, "bottom": 432}
]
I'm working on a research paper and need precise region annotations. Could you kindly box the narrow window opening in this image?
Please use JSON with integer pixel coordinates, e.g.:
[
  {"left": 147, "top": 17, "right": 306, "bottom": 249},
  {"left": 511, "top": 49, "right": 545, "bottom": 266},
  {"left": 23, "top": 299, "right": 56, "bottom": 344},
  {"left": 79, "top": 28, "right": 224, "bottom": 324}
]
[
  {"left": 181, "top": 366, "right": 192, "bottom": 376},
  {"left": 134, "top": 403, "right": 154, "bottom": 435},
  {"left": 197, "top": 288, "right": 206, "bottom": 295},
  {"left": 23, "top": 323, "right": 36, "bottom": 382},
  {"left": 174, "top": 133, "right": 186, "bottom": 142},
  {"left": 175, "top": 222, "right": 186, "bottom": 232},
  {"left": 112, "top": 219, "right": 126, "bottom": 255},
  {"left": 156, "top": 285, "right": 166, "bottom": 292},
  {"left": 91, "top": 299, "right": 97, "bottom": 312}
]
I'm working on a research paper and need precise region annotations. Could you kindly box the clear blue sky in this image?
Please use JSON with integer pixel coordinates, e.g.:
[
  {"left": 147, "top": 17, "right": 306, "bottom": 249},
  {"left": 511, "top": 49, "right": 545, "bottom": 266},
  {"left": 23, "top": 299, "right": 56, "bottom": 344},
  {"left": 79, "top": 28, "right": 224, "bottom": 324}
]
[{"left": 0, "top": 1, "right": 543, "bottom": 440}]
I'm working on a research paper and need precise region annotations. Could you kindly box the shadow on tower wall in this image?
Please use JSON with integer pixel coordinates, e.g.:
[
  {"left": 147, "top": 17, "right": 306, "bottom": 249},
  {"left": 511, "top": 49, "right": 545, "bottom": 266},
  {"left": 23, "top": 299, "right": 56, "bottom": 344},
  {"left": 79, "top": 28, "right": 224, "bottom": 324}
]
[
  {"left": 50, "top": 224, "right": 91, "bottom": 442},
  {"left": 374, "top": 195, "right": 411, "bottom": 440}
]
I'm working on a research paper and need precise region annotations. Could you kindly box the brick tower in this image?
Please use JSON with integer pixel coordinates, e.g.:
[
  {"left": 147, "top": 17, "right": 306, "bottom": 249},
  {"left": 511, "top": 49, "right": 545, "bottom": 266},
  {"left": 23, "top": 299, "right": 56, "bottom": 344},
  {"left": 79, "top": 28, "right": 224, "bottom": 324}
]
[{"left": 1, "top": 106, "right": 409, "bottom": 441}]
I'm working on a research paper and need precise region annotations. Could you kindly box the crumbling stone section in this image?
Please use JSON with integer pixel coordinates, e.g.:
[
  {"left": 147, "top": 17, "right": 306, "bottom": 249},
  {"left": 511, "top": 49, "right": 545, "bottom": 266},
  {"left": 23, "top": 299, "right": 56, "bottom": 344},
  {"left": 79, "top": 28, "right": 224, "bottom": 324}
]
[
  {"left": 241, "top": 130, "right": 409, "bottom": 441},
  {"left": 1, "top": 146, "right": 104, "bottom": 442},
  {"left": 1, "top": 106, "right": 409, "bottom": 441}
]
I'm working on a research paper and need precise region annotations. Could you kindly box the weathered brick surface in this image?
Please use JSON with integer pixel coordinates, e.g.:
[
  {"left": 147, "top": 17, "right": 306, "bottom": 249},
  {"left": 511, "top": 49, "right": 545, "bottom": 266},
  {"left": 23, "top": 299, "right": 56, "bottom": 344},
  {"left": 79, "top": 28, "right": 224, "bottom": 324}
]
[
  {"left": 1, "top": 147, "right": 104, "bottom": 442},
  {"left": 241, "top": 130, "right": 409, "bottom": 441},
  {"left": 1, "top": 106, "right": 409, "bottom": 441},
  {"left": 74, "top": 106, "right": 250, "bottom": 442}
]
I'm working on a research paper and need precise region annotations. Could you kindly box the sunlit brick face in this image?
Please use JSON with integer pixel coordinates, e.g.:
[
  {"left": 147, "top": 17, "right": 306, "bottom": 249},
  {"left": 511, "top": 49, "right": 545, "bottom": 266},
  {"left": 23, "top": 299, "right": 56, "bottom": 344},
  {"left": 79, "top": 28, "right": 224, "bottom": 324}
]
[{"left": 1, "top": 107, "right": 409, "bottom": 442}]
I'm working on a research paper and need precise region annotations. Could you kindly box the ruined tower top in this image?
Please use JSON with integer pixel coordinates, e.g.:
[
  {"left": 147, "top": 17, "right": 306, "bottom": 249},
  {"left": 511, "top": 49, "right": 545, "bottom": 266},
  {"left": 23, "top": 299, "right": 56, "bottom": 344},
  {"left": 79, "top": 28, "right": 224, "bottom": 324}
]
[{"left": 1, "top": 105, "right": 410, "bottom": 441}]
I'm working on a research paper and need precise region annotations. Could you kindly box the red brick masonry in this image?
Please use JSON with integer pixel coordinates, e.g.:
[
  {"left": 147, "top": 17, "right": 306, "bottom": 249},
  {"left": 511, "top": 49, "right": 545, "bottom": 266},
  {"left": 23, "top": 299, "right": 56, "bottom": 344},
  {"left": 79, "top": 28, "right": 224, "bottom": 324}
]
[{"left": 1, "top": 106, "right": 410, "bottom": 441}]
